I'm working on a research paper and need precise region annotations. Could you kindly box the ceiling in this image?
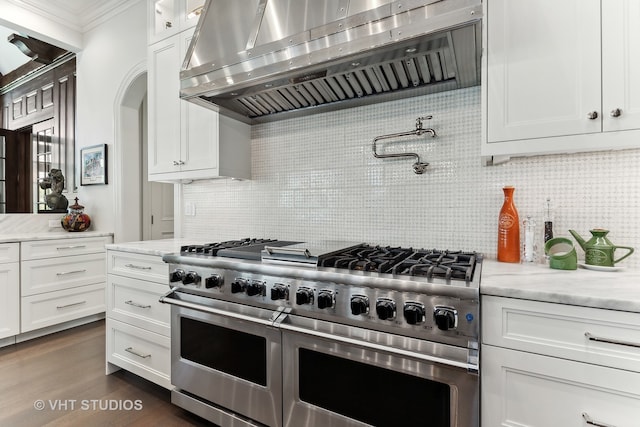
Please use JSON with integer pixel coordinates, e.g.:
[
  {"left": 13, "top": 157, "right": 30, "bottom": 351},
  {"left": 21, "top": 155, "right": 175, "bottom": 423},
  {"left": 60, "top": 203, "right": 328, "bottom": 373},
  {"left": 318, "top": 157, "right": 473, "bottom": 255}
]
[{"left": 0, "top": 0, "right": 126, "bottom": 75}]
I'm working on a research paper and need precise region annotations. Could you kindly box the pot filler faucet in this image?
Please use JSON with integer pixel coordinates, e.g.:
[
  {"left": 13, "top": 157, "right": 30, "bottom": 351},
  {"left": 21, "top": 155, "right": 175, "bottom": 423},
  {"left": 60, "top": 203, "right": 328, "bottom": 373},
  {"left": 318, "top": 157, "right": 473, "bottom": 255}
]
[{"left": 372, "top": 116, "right": 437, "bottom": 174}]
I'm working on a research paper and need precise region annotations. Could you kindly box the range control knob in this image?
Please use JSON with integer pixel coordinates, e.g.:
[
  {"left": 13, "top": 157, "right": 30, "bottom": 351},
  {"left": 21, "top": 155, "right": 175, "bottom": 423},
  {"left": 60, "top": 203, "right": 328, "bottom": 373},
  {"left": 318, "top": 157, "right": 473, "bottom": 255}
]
[
  {"left": 270, "top": 283, "right": 289, "bottom": 301},
  {"left": 376, "top": 298, "right": 396, "bottom": 321},
  {"left": 246, "top": 281, "right": 266, "bottom": 297},
  {"left": 295, "top": 288, "right": 314, "bottom": 305},
  {"left": 434, "top": 306, "right": 458, "bottom": 331},
  {"left": 403, "top": 302, "right": 426, "bottom": 325},
  {"left": 182, "top": 271, "right": 201, "bottom": 285},
  {"left": 350, "top": 295, "right": 369, "bottom": 316},
  {"left": 231, "top": 278, "right": 248, "bottom": 294},
  {"left": 205, "top": 274, "right": 223, "bottom": 289},
  {"left": 317, "top": 290, "right": 335, "bottom": 309},
  {"left": 169, "top": 269, "right": 185, "bottom": 283}
]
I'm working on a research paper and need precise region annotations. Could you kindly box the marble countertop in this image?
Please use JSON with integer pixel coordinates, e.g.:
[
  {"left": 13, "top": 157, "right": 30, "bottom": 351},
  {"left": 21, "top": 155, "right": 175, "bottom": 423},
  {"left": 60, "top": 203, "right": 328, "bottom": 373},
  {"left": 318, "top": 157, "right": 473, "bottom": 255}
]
[
  {"left": 481, "top": 260, "right": 640, "bottom": 313},
  {"left": 106, "top": 239, "right": 200, "bottom": 256},
  {"left": 105, "top": 239, "right": 640, "bottom": 313},
  {"left": 0, "top": 231, "right": 113, "bottom": 243}
]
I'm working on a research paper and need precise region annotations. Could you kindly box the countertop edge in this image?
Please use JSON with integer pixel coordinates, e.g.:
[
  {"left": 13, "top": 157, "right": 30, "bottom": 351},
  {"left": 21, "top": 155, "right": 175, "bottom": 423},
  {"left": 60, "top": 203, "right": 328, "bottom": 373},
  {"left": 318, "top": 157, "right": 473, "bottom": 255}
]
[{"left": 0, "top": 231, "right": 114, "bottom": 243}]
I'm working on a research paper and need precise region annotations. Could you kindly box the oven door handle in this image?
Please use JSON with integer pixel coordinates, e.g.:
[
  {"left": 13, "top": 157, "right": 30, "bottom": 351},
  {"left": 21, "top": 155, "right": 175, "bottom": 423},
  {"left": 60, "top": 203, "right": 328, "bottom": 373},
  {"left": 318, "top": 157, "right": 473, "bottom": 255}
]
[
  {"left": 159, "top": 290, "right": 276, "bottom": 327},
  {"left": 278, "top": 321, "right": 474, "bottom": 371}
]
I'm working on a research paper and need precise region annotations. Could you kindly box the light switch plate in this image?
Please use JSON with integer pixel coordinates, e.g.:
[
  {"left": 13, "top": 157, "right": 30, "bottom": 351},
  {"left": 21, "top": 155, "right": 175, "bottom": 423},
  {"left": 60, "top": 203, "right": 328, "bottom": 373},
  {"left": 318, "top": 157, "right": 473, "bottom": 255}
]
[{"left": 185, "top": 202, "right": 196, "bottom": 216}]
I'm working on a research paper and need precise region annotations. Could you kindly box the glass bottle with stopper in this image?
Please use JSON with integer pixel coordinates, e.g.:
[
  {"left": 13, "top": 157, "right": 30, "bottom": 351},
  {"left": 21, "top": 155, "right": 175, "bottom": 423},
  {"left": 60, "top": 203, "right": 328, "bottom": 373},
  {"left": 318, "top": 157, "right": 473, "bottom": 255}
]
[{"left": 544, "top": 197, "right": 553, "bottom": 243}]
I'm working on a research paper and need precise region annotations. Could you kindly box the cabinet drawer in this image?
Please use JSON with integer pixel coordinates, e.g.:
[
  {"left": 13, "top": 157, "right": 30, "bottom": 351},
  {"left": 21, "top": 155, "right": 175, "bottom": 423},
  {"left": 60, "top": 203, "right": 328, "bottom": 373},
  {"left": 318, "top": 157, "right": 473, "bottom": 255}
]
[
  {"left": 21, "top": 253, "right": 106, "bottom": 296},
  {"left": 106, "top": 318, "right": 171, "bottom": 389},
  {"left": 482, "top": 345, "right": 640, "bottom": 427},
  {"left": 482, "top": 295, "right": 640, "bottom": 372},
  {"left": 107, "top": 251, "right": 168, "bottom": 283},
  {"left": 21, "top": 236, "right": 111, "bottom": 260},
  {"left": 107, "top": 275, "right": 170, "bottom": 336},
  {"left": 0, "top": 243, "right": 19, "bottom": 264},
  {"left": 21, "top": 283, "right": 105, "bottom": 333}
]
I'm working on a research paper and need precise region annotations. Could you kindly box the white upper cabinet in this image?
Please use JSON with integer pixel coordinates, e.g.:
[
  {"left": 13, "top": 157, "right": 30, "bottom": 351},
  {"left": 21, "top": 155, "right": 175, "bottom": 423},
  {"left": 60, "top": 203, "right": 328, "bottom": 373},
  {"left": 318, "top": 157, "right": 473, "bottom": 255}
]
[
  {"left": 148, "top": 0, "right": 205, "bottom": 44},
  {"left": 482, "top": 0, "right": 640, "bottom": 159},
  {"left": 602, "top": 1, "right": 640, "bottom": 132},
  {"left": 147, "top": 28, "right": 251, "bottom": 182}
]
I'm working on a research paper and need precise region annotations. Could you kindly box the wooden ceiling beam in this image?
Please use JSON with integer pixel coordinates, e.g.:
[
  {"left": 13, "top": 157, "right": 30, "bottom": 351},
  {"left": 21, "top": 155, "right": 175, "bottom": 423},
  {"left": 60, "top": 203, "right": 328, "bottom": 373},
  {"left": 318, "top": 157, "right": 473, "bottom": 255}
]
[{"left": 8, "top": 33, "right": 67, "bottom": 65}]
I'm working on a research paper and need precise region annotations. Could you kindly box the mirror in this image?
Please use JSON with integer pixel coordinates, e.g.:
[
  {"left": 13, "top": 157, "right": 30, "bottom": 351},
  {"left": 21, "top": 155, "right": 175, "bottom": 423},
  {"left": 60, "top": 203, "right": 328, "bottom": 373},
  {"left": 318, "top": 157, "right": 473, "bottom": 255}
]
[{"left": 1, "top": 29, "right": 75, "bottom": 213}]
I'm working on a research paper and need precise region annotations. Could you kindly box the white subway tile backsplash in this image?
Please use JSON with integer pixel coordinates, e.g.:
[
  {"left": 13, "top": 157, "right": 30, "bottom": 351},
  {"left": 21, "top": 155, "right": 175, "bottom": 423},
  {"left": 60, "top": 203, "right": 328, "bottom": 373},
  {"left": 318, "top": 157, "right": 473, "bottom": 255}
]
[{"left": 182, "top": 87, "right": 640, "bottom": 269}]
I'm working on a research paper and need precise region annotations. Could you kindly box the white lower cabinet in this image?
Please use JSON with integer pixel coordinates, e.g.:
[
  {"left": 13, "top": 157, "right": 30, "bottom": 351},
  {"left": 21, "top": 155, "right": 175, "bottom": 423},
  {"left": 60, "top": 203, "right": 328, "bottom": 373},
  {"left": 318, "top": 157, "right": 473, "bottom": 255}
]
[
  {"left": 106, "top": 250, "right": 170, "bottom": 388},
  {"left": 482, "top": 346, "right": 640, "bottom": 427},
  {"left": 106, "top": 318, "right": 171, "bottom": 389},
  {"left": 21, "top": 283, "right": 106, "bottom": 332},
  {"left": 482, "top": 295, "right": 640, "bottom": 426},
  {"left": 0, "top": 243, "right": 19, "bottom": 339},
  {"left": 19, "top": 235, "right": 112, "bottom": 335}
]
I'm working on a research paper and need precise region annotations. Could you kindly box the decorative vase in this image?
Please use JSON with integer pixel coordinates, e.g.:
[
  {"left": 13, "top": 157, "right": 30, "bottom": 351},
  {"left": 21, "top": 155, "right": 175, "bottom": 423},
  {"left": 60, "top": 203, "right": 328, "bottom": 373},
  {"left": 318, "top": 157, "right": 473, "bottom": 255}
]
[
  {"left": 497, "top": 186, "right": 520, "bottom": 263},
  {"left": 61, "top": 197, "right": 91, "bottom": 232}
]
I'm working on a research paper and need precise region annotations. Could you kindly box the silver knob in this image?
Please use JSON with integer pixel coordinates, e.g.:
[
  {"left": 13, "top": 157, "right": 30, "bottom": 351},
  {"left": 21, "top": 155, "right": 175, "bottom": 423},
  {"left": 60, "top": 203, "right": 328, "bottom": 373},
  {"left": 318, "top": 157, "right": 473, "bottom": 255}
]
[
  {"left": 610, "top": 108, "right": 622, "bottom": 118},
  {"left": 586, "top": 111, "right": 598, "bottom": 120}
]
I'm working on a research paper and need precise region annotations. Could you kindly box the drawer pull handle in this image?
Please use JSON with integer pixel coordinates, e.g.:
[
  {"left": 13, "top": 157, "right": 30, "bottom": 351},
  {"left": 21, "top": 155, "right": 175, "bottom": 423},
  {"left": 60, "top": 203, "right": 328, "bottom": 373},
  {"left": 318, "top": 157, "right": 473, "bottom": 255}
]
[
  {"left": 583, "top": 412, "right": 616, "bottom": 427},
  {"left": 56, "top": 269, "right": 87, "bottom": 276},
  {"left": 125, "top": 300, "right": 151, "bottom": 309},
  {"left": 125, "top": 347, "right": 151, "bottom": 359},
  {"left": 124, "top": 264, "right": 152, "bottom": 270},
  {"left": 585, "top": 332, "right": 640, "bottom": 349},
  {"left": 56, "top": 300, "right": 87, "bottom": 309},
  {"left": 56, "top": 245, "right": 87, "bottom": 250}
]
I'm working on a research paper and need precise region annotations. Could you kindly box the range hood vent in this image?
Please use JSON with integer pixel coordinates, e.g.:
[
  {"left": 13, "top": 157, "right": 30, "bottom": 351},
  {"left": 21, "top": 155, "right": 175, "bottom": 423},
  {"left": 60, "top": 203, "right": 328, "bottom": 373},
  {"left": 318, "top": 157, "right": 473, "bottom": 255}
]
[{"left": 181, "top": 0, "right": 482, "bottom": 123}]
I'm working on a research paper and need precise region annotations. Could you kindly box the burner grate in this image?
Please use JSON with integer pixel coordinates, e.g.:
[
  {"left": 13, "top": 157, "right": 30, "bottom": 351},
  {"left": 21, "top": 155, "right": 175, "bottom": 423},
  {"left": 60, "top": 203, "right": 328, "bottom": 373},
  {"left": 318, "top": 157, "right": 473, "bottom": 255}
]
[
  {"left": 321, "top": 245, "right": 477, "bottom": 282},
  {"left": 181, "top": 238, "right": 279, "bottom": 256}
]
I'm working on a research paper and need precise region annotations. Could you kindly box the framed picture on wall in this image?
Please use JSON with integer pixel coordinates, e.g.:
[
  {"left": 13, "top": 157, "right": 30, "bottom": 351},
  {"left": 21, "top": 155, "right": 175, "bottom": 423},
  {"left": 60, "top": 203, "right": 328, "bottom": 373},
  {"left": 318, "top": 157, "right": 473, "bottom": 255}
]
[{"left": 80, "top": 144, "right": 108, "bottom": 185}]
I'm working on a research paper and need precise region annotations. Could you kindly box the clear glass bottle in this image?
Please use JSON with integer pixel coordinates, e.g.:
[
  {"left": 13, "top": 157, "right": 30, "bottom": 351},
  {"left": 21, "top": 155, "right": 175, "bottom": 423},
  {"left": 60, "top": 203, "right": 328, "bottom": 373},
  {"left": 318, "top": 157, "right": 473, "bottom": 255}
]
[
  {"left": 523, "top": 215, "right": 537, "bottom": 262},
  {"left": 497, "top": 186, "right": 520, "bottom": 263}
]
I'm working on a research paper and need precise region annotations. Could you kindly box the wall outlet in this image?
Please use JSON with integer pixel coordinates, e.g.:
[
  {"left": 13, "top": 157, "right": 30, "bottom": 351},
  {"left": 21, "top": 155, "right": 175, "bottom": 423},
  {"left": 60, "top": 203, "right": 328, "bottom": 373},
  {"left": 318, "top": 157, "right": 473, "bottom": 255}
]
[{"left": 48, "top": 219, "right": 62, "bottom": 228}]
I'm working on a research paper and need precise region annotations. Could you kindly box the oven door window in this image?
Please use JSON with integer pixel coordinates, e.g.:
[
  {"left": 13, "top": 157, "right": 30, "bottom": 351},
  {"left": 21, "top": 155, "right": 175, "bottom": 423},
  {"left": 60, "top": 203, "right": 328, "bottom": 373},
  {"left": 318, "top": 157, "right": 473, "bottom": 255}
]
[
  {"left": 180, "top": 317, "right": 267, "bottom": 386},
  {"left": 299, "top": 348, "right": 450, "bottom": 427}
]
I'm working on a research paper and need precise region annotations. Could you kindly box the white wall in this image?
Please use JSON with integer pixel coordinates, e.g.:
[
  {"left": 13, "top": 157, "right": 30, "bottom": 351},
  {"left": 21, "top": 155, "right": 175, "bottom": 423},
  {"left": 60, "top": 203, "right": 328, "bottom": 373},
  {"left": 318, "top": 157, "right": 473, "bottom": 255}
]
[
  {"left": 181, "top": 87, "right": 640, "bottom": 270},
  {"left": 74, "top": 0, "right": 146, "bottom": 236}
]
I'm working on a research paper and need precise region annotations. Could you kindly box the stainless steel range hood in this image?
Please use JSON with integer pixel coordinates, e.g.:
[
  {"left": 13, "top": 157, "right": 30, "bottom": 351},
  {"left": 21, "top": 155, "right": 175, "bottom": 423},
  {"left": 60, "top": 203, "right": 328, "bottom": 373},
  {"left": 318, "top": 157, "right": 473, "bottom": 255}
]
[{"left": 181, "top": 0, "right": 482, "bottom": 123}]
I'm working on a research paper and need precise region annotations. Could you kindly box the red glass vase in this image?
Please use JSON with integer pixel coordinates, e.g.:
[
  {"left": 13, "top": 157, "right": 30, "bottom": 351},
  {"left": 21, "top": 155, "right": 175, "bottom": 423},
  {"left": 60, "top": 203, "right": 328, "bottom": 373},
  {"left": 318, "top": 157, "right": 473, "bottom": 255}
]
[{"left": 497, "top": 186, "right": 520, "bottom": 263}]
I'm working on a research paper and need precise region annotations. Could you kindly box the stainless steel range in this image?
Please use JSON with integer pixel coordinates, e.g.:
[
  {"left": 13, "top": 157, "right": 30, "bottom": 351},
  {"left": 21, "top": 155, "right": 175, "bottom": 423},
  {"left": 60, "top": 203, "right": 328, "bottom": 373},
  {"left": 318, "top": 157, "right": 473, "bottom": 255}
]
[{"left": 160, "top": 238, "right": 481, "bottom": 427}]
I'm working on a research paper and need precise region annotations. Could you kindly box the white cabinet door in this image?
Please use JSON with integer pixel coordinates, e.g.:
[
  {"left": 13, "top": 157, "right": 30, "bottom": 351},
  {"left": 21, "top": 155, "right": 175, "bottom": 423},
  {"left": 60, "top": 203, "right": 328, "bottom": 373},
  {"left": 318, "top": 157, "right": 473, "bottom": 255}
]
[
  {"left": 0, "top": 262, "right": 19, "bottom": 339},
  {"left": 482, "top": 345, "right": 640, "bottom": 427},
  {"left": 179, "top": 30, "right": 220, "bottom": 177},
  {"left": 486, "top": 0, "right": 601, "bottom": 143},
  {"left": 148, "top": 35, "right": 182, "bottom": 176},
  {"left": 602, "top": 0, "right": 640, "bottom": 132}
]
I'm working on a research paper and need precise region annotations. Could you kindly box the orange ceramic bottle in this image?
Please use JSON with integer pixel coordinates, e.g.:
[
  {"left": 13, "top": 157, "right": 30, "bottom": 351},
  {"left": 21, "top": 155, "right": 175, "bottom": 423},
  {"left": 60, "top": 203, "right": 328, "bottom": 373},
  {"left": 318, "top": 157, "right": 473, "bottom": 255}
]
[{"left": 497, "top": 186, "right": 520, "bottom": 263}]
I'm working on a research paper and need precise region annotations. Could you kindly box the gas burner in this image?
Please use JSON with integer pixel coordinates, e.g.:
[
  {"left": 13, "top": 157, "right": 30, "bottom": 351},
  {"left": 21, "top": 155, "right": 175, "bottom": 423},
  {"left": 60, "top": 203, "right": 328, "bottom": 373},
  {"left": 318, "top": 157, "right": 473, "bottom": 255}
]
[
  {"left": 181, "top": 238, "right": 278, "bottom": 256},
  {"left": 321, "top": 246, "right": 478, "bottom": 282},
  {"left": 321, "top": 246, "right": 413, "bottom": 273},
  {"left": 391, "top": 250, "right": 477, "bottom": 281}
]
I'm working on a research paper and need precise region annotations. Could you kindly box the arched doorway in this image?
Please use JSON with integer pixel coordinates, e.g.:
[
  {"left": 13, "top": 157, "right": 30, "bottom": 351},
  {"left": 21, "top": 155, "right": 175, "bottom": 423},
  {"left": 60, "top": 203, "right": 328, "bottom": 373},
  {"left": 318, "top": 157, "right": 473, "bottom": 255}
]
[{"left": 113, "top": 62, "right": 174, "bottom": 243}]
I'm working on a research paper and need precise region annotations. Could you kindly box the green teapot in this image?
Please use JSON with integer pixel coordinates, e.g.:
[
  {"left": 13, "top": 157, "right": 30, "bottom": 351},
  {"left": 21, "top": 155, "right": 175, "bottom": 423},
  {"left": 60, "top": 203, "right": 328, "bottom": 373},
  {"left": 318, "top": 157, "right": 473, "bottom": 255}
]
[{"left": 568, "top": 229, "right": 634, "bottom": 267}]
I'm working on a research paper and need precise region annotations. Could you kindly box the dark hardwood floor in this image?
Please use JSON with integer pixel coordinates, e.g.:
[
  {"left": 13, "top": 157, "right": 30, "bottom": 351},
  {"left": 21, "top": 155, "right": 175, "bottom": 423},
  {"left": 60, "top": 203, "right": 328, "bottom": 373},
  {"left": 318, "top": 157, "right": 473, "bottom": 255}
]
[{"left": 0, "top": 320, "right": 213, "bottom": 427}]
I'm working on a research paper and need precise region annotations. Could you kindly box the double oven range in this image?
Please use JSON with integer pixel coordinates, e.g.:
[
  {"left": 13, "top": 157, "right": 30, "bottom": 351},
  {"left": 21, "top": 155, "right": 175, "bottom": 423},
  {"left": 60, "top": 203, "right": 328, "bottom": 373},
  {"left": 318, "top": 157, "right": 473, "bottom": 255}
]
[{"left": 160, "top": 238, "right": 481, "bottom": 427}]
